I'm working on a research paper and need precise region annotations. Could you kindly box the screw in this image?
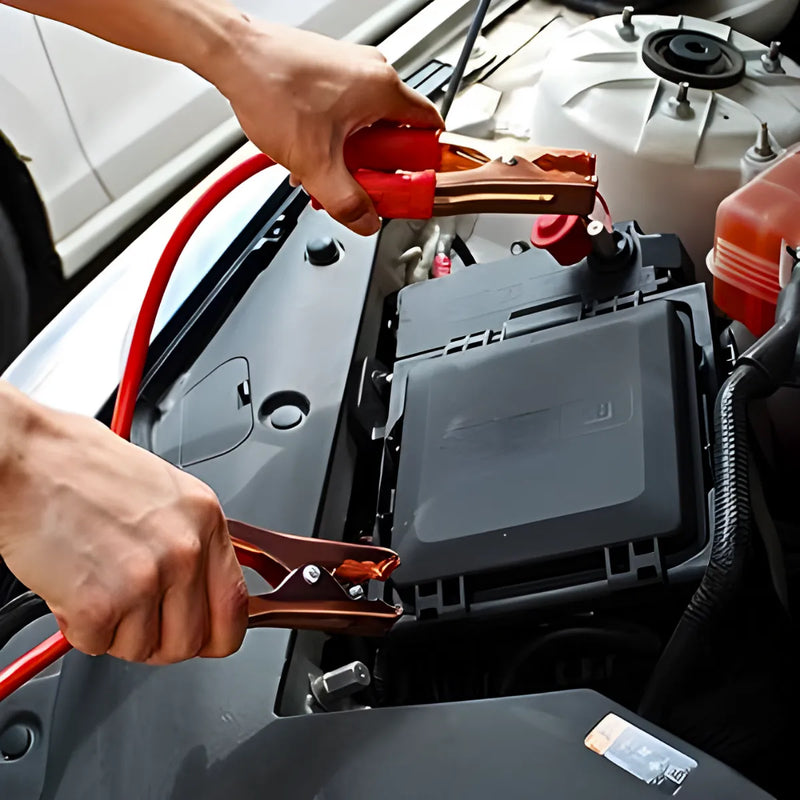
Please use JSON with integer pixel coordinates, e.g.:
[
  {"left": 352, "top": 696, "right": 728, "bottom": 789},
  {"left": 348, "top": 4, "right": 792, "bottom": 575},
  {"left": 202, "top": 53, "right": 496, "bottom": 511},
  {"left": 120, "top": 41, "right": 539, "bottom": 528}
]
[
  {"left": 617, "top": 6, "right": 637, "bottom": 40},
  {"left": 348, "top": 585, "right": 365, "bottom": 600},
  {"left": 676, "top": 82, "right": 690, "bottom": 104},
  {"left": 754, "top": 121, "right": 775, "bottom": 159},
  {"left": 303, "top": 565, "right": 321, "bottom": 584},
  {"left": 621, "top": 6, "right": 634, "bottom": 26},
  {"left": 762, "top": 41, "right": 784, "bottom": 73}
]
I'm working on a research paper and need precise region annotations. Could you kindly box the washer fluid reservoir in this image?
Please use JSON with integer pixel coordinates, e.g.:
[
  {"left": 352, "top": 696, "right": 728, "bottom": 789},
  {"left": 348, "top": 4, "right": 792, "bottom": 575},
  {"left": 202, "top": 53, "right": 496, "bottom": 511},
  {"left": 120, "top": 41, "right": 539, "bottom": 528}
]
[{"left": 529, "top": 14, "right": 800, "bottom": 279}]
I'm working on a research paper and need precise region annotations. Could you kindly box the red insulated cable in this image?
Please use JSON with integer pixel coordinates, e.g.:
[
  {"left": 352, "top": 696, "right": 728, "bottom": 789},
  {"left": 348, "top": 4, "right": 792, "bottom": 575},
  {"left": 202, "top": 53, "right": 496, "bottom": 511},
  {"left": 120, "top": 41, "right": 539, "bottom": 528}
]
[
  {"left": 0, "top": 152, "right": 275, "bottom": 704},
  {"left": 111, "top": 152, "right": 276, "bottom": 439}
]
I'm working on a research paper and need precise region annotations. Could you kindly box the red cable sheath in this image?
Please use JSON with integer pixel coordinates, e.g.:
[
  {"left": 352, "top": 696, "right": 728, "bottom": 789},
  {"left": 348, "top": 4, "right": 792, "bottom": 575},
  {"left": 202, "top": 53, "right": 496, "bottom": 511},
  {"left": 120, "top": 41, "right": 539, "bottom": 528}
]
[
  {"left": 111, "top": 152, "right": 275, "bottom": 439},
  {"left": 0, "top": 633, "right": 72, "bottom": 700},
  {"left": 0, "top": 152, "right": 275, "bottom": 704}
]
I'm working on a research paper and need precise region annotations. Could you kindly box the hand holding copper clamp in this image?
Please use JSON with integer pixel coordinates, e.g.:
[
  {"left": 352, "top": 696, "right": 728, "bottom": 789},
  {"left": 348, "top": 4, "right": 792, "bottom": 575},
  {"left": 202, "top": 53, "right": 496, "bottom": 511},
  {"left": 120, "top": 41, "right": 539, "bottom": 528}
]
[
  {"left": 338, "top": 124, "right": 598, "bottom": 219},
  {"left": 228, "top": 520, "right": 402, "bottom": 637}
]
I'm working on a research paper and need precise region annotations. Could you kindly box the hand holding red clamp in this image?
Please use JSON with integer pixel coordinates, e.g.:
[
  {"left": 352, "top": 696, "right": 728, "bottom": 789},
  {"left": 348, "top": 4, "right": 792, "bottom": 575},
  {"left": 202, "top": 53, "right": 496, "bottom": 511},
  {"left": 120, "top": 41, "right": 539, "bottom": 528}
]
[
  {"left": 333, "top": 124, "right": 598, "bottom": 220},
  {"left": 0, "top": 522, "right": 401, "bottom": 702}
]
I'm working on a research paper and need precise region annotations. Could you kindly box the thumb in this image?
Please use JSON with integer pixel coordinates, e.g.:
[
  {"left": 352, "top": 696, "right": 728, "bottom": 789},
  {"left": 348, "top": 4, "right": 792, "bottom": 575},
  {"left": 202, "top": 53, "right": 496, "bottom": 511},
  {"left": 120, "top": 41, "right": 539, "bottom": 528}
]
[
  {"left": 384, "top": 81, "right": 445, "bottom": 130},
  {"left": 305, "top": 159, "right": 381, "bottom": 236}
]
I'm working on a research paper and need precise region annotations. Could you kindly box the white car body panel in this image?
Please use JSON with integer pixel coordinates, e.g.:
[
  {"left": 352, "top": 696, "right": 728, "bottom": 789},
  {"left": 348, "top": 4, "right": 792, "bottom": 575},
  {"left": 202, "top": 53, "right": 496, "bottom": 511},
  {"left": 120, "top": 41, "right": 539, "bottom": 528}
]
[
  {"left": 0, "top": 6, "right": 108, "bottom": 242},
  {"left": 0, "top": 0, "right": 428, "bottom": 281},
  {"left": 38, "top": 19, "right": 234, "bottom": 200},
  {"left": 39, "top": 0, "right": 410, "bottom": 277}
]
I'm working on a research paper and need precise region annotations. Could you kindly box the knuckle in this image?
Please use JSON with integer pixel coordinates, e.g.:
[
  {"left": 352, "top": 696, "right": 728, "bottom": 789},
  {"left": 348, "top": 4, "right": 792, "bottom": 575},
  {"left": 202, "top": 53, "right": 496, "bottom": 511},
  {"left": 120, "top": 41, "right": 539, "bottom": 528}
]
[
  {"left": 67, "top": 593, "right": 117, "bottom": 653},
  {"left": 168, "top": 534, "right": 203, "bottom": 573},
  {"left": 81, "top": 595, "right": 116, "bottom": 634},
  {"left": 127, "top": 557, "right": 160, "bottom": 599},
  {"left": 191, "top": 480, "right": 223, "bottom": 518},
  {"left": 332, "top": 191, "right": 368, "bottom": 224},
  {"left": 364, "top": 45, "right": 387, "bottom": 63}
]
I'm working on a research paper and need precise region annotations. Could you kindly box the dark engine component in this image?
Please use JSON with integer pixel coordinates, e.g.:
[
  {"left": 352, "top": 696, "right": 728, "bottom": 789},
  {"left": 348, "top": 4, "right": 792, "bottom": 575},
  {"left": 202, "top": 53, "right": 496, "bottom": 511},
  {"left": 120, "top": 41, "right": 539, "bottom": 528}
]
[{"left": 371, "top": 223, "right": 715, "bottom": 624}]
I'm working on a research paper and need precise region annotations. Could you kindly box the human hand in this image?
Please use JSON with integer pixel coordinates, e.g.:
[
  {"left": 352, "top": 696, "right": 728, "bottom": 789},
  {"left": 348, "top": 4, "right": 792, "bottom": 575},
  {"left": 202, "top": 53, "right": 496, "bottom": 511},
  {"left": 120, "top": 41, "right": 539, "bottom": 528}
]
[
  {"left": 0, "top": 383, "right": 248, "bottom": 664},
  {"left": 206, "top": 19, "right": 444, "bottom": 236}
]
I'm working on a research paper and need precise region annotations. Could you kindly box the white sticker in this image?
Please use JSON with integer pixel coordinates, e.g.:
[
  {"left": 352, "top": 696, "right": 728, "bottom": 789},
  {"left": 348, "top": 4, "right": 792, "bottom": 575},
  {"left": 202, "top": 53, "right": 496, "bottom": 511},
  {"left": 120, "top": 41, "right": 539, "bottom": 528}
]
[{"left": 585, "top": 714, "right": 698, "bottom": 795}]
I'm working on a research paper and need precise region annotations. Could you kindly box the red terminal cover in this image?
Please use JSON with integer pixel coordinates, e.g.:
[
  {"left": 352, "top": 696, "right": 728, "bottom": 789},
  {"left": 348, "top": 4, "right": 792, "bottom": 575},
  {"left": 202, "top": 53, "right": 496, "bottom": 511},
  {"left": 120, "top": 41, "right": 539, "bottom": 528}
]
[
  {"left": 344, "top": 125, "right": 442, "bottom": 172},
  {"left": 354, "top": 169, "right": 437, "bottom": 220},
  {"left": 531, "top": 214, "right": 592, "bottom": 266}
]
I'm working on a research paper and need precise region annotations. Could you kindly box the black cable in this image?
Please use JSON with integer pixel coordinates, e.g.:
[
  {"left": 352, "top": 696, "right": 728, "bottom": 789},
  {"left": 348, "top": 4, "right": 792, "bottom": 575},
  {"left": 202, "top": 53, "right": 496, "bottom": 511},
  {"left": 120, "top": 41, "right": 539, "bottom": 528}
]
[
  {"left": 0, "top": 591, "right": 50, "bottom": 652},
  {"left": 452, "top": 234, "right": 476, "bottom": 266},
  {"left": 440, "top": 0, "right": 493, "bottom": 121}
]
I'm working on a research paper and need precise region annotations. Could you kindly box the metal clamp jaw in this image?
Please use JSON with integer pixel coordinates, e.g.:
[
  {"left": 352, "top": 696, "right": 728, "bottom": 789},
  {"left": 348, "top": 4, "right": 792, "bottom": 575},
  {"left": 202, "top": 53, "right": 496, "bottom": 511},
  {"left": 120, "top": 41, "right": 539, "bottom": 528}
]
[
  {"left": 337, "top": 125, "right": 598, "bottom": 220},
  {"left": 228, "top": 520, "right": 402, "bottom": 638}
]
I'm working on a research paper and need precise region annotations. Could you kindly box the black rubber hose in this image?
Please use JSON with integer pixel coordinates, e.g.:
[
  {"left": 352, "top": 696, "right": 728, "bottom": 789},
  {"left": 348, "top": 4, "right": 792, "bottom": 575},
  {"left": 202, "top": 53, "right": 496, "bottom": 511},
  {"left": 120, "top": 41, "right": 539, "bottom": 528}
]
[
  {"left": 639, "top": 266, "right": 800, "bottom": 723},
  {"left": 440, "top": 0, "right": 493, "bottom": 121},
  {"left": 0, "top": 592, "right": 50, "bottom": 652}
]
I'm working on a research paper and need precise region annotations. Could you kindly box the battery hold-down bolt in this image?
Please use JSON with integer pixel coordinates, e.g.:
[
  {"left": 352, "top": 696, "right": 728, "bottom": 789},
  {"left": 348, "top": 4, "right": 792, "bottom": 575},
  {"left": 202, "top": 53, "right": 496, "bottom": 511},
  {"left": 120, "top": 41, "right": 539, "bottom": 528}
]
[{"left": 310, "top": 661, "right": 371, "bottom": 711}]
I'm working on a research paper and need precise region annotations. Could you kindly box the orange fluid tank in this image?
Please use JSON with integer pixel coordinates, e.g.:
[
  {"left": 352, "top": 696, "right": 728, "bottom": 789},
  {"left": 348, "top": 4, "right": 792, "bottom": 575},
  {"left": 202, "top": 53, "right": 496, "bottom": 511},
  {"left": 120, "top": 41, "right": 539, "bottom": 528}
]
[{"left": 708, "top": 145, "right": 800, "bottom": 337}]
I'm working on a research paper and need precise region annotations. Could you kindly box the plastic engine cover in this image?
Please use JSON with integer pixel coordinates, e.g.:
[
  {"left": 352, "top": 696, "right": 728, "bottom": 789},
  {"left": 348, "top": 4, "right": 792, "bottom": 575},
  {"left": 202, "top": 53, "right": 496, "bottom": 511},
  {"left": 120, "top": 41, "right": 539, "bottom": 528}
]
[{"left": 529, "top": 14, "right": 800, "bottom": 276}]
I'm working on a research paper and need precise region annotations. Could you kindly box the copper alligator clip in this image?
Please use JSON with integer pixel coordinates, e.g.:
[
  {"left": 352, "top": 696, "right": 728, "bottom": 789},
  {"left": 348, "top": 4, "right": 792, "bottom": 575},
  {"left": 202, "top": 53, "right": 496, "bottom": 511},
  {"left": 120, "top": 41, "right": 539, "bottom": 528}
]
[
  {"left": 228, "top": 520, "right": 402, "bottom": 637},
  {"left": 340, "top": 125, "right": 598, "bottom": 219}
]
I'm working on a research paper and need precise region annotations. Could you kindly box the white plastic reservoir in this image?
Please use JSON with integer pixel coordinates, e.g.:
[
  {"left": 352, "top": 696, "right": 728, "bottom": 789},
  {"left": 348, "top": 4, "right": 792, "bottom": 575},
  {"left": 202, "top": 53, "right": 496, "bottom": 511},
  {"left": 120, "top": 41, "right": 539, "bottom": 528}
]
[{"left": 529, "top": 14, "right": 800, "bottom": 277}]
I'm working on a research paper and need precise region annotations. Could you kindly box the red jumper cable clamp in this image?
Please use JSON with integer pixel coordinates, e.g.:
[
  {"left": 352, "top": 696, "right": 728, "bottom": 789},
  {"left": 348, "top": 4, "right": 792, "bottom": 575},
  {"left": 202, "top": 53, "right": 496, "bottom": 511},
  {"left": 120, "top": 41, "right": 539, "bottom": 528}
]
[{"left": 337, "top": 124, "right": 598, "bottom": 219}]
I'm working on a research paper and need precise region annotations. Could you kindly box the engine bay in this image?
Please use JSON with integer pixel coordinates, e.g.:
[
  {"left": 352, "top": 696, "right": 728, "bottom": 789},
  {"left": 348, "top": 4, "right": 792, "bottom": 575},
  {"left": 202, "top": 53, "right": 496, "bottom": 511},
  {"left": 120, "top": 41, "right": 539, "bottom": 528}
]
[{"left": 3, "top": 2, "right": 800, "bottom": 798}]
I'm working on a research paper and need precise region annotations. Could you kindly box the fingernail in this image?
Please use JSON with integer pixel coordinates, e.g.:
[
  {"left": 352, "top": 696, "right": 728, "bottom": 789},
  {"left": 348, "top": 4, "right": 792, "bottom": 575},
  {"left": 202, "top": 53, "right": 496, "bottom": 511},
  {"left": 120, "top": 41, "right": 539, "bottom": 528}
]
[{"left": 353, "top": 212, "right": 381, "bottom": 236}]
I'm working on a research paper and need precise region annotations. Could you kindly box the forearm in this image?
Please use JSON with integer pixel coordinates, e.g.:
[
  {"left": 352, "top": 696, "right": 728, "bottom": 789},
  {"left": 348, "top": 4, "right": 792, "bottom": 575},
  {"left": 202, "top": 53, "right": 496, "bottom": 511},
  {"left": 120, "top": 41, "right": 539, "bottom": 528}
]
[
  {"left": 0, "top": 381, "right": 37, "bottom": 554},
  {"left": 1, "top": 0, "right": 252, "bottom": 84}
]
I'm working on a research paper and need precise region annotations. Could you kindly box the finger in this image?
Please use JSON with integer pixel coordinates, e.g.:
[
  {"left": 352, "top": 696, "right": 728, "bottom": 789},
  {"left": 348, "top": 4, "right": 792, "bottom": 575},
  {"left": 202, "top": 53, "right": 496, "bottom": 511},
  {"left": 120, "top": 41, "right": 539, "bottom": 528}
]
[
  {"left": 146, "top": 579, "right": 209, "bottom": 666},
  {"left": 55, "top": 609, "right": 115, "bottom": 658},
  {"left": 146, "top": 536, "right": 210, "bottom": 665},
  {"left": 304, "top": 160, "right": 381, "bottom": 236},
  {"left": 197, "top": 522, "right": 248, "bottom": 659},
  {"left": 382, "top": 80, "right": 445, "bottom": 130},
  {"left": 106, "top": 596, "right": 162, "bottom": 662}
]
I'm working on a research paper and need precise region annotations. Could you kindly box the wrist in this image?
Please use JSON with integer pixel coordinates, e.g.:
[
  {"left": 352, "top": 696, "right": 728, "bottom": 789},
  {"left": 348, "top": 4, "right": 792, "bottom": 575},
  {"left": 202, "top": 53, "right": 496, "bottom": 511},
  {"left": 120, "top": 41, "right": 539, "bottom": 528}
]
[{"left": 187, "top": 7, "right": 263, "bottom": 94}]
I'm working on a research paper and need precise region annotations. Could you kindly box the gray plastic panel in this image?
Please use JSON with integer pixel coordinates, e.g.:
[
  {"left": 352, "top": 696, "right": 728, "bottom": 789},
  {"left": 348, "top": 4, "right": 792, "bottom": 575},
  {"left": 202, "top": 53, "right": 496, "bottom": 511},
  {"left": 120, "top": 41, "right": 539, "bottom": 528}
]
[
  {"left": 0, "top": 617, "right": 60, "bottom": 800},
  {"left": 153, "top": 357, "right": 254, "bottom": 467},
  {"left": 4, "top": 685, "right": 771, "bottom": 799},
  {"left": 150, "top": 210, "right": 378, "bottom": 537}
]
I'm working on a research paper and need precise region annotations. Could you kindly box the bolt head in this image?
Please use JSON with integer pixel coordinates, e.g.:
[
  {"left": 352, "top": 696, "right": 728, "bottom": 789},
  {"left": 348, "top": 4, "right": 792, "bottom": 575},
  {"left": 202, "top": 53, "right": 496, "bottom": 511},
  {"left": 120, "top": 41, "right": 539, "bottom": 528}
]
[
  {"left": 303, "top": 565, "right": 321, "bottom": 584},
  {"left": 348, "top": 585, "right": 366, "bottom": 600}
]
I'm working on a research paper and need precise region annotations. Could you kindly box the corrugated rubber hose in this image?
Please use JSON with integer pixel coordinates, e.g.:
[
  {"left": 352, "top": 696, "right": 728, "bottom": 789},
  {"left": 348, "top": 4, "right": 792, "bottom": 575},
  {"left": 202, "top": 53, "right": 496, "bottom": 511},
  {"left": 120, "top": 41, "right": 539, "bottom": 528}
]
[{"left": 639, "top": 265, "right": 800, "bottom": 723}]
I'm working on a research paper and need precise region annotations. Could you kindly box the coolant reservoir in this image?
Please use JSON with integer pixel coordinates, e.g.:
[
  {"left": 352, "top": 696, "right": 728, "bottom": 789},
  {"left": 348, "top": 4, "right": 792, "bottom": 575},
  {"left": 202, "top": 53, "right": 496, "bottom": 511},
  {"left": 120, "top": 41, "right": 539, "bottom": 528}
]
[
  {"left": 529, "top": 14, "right": 800, "bottom": 278},
  {"left": 708, "top": 145, "right": 800, "bottom": 336}
]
